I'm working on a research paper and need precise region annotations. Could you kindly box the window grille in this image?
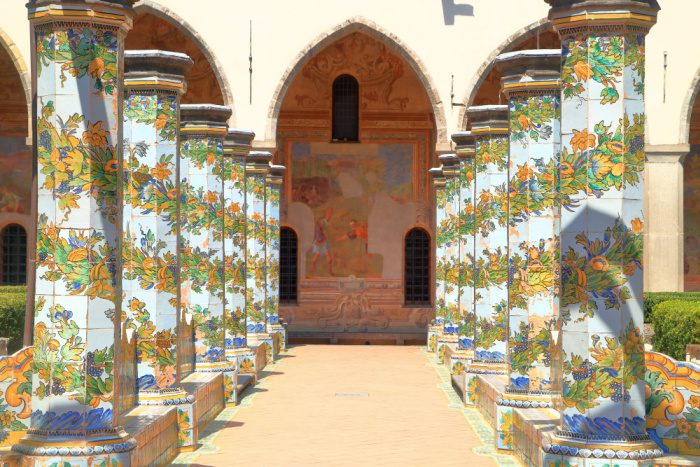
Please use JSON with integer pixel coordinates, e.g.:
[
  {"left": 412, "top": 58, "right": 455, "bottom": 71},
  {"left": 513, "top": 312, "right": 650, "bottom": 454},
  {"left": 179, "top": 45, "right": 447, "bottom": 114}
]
[
  {"left": 1, "top": 224, "right": 27, "bottom": 285},
  {"left": 279, "top": 227, "right": 298, "bottom": 303},
  {"left": 332, "top": 74, "right": 359, "bottom": 141},
  {"left": 405, "top": 228, "right": 430, "bottom": 305}
]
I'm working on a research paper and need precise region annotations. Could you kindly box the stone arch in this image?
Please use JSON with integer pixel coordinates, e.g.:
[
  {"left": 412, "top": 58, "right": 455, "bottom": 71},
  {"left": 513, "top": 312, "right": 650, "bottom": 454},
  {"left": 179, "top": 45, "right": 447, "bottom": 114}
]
[
  {"left": 128, "top": 0, "right": 235, "bottom": 123},
  {"left": 457, "top": 18, "right": 559, "bottom": 129},
  {"left": 680, "top": 65, "right": 700, "bottom": 145},
  {"left": 266, "top": 16, "right": 447, "bottom": 147},
  {"left": 0, "top": 27, "right": 31, "bottom": 142}
]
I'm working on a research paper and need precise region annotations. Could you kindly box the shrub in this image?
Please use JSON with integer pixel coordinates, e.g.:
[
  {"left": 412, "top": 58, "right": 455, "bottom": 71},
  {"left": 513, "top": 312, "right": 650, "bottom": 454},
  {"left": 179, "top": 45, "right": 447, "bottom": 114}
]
[
  {"left": 0, "top": 290, "right": 26, "bottom": 353},
  {"left": 651, "top": 300, "right": 700, "bottom": 360},
  {"left": 643, "top": 292, "right": 700, "bottom": 323},
  {"left": 0, "top": 285, "right": 26, "bottom": 294}
]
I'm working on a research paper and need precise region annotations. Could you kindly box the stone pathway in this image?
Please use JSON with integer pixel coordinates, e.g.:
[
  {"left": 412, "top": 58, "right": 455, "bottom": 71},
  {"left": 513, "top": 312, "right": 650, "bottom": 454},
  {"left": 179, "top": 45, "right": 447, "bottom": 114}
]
[{"left": 173, "top": 345, "right": 512, "bottom": 466}]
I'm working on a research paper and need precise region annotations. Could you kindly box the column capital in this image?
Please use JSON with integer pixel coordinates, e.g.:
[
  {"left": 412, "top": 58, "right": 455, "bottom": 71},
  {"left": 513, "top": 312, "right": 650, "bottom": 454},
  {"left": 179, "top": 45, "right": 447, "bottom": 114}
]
[
  {"left": 429, "top": 167, "right": 446, "bottom": 188},
  {"left": 124, "top": 50, "right": 193, "bottom": 95},
  {"left": 180, "top": 104, "right": 231, "bottom": 138},
  {"left": 224, "top": 129, "right": 255, "bottom": 157},
  {"left": 466, "top": 105, "right": 509, "bottom": 137},
  {"left": 246, "top": 151, "right": 272, "bottom": 175},
  {"left": 266, "top": 164, "right": 286, "bottom": 187},
  {"left": 496, "top": 49, "right": 561, "bottom": 97},
  {"left": 452, "top": 131, "right": 475, "bottom": 161},
  {"left": 27, "top": 0, "right": 135, "bottom": 33},
  {"left": 545, "top": 0, "right": 659, "bottom": 34},
  {"left": 439, "top": 153, "right": 460, "bottom": 178},
  {"left": 645, "top": 143, "right": 690, "bottom": 164}
]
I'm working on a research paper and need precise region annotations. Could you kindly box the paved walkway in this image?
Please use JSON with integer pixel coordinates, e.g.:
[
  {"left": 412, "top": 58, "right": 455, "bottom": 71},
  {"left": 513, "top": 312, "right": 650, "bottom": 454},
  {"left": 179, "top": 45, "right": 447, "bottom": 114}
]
[{"left": 174, "top": 345, "right": 513, "bottom": 466}]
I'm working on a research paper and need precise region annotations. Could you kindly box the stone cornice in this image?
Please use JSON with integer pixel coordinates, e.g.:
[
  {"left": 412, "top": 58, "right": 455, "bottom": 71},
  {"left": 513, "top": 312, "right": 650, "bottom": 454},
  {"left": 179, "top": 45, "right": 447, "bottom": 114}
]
[{"left": 466, "top": 105, "right": 508, "bottom": 136}]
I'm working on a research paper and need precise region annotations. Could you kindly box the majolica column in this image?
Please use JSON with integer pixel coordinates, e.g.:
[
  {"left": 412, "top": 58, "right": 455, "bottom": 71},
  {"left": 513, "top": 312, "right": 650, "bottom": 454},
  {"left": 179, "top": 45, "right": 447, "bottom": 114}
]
[
  {"left": 20, "top": 0, "right": 136, "bottom": 462},
  {"left": 460, "top": 106, "right": 509, "bottom": 406},
  {"left": 436, "top": 153, "right": 461, "bottom": 364},
  {"left": 427, "top": 166, "right": 446, "bottom": 354},
  {"left": 450, "top": 132, "right": 476, "bottom": 376},
  {"left": 223, "top": 130, "right": 254, "bottom": 375},
  {"left": 494, "top": 49, "right": 561, "bottom": 451},
  {"left": 121, "top": 50, "right": 197, "bottom": 449},
  {"left": 266, "top": 164, "right": 287, "bottom": 360},
  {"left": 245, "top": 151, "right": 272, "bottom": 372},
  {"left": 543, "top": 1, "right": 662, "bottom": 464},
  {"left": 179, "top": 104, "right": 238, "bottom": 405}
]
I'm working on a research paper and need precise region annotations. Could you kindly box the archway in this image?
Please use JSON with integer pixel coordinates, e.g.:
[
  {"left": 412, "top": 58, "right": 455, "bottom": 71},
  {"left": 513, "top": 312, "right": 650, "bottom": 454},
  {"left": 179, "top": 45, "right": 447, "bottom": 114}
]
[
  {"left": 276, "top": 22, "right": 437, "bottom": 343},
  {"left": 126, "top": 1, "right": 234, "bottom": 114},
  {"left": 458, "top": 18, "right": 561, "bottom": 129},
  {"left": 683, "top": 68, "right": 700, "bottom": 290}
]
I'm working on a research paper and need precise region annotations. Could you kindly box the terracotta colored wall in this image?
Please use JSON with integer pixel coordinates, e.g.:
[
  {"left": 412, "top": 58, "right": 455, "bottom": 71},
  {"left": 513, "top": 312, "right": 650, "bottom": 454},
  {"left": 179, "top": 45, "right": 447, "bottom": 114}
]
[{"left": 277, "top": 32, "right": 436, "bottom": 335}]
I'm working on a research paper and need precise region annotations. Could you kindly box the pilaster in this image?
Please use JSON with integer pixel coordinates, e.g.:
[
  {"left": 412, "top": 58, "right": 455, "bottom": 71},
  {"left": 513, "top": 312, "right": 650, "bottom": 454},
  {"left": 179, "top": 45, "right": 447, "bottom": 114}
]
[
  {"left": 644, "top": 144, "right": 688, "bottom": 292},
  {"left": 121, "top": 49, "right": 196, "bottom": 449},
  {"left": 495, "top": 49, "right": 562, "bottom": 451},
  {"left": 543, "top": 0, "right": 663, "bottom": 464},
  {"left": 19, "top": 0, "right": 136, "bottom": 463}
]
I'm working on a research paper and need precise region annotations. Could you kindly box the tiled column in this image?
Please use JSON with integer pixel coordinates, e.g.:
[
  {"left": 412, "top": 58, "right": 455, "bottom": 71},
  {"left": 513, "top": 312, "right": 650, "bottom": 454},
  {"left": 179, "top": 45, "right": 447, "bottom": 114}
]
[
  {"left": 19, "top": 0, "right": 136, "bottom": 462},
  {"left": 436, "top": 154, "right": 461, "bottom": 364},
  {"left": 543, "top": 1, "right": 662, "bottom": 464},
  {"left": 179, "top": 104, "right": 238, "bottom": 405},
  {"left": 450, "top": 132, "right": 476, "bottom": 376},
  {"left": 266, "top": 164, "right": 287, "bottom": 360},
  {"left": 461, "top": 106, "right": 509, "bottom": 406},
  {"left": 121, "top": 51, "right": 197, "bottom": 449},
  {"left": 244, "top": 151, "right": 272, "bottom": 375},
  {"left": 223, "top": 130, "right": 255, "bottom": 378},
  {"left": 427, "top": 167, "right": 446, "bottom": 354},
  {"left": 494, "top": 49, "right": 562, "bottom": 451}
]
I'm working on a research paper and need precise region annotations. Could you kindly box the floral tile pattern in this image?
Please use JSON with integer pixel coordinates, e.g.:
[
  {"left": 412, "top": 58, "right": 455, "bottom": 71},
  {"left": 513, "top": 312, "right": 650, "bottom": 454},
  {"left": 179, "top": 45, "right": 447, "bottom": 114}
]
[
  {"left": 506, "top": 92, "right": 560, "bottom": 394},
  {"left": 558, "top": 32, "right": 648, "bottom": 440},
  {"left": 265, "top": 176, "right": 281, "bottom": 327},
  {"left": 180, "top": 134, "right": 226, "bottom": 366},
  {"left": 32, "top": 25, "right": 122, "bottom": 433},
  {"left": 458, "top": 154, "right": 476, "bottom": 351},
  {"left": 223, "top": 154, "right": 247, "bottom": 349},
  {"left": 245, "top": 161, "right": 268, "bottom": 334},
  {"left": 473, "top": 134, "right": 509, "bottom": 363},
  {"left": 123, "top": 89, "right": 180, "bottom": 393}
]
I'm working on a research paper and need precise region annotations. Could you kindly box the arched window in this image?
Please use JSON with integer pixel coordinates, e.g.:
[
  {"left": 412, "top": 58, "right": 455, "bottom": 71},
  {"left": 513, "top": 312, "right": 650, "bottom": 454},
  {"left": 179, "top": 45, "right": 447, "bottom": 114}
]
[
  {"left": 1, "top": 224, "right": 27, "bottom": 285},
  {"left": 405, "top": 228, "right": 430, "bottom": 305},
  {"left": 332, "top": 74, "right": 359, "bottom": 141},
  {"left": 280, "top": 227, "right": 298, "bottom": 303}
]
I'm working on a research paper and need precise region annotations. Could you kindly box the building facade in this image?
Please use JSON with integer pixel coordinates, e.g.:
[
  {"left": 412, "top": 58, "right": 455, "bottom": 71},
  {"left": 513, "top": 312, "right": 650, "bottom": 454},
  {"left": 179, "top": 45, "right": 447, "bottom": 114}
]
[{"left": 0, "top": 0, "right": 698, "bottom": 341}]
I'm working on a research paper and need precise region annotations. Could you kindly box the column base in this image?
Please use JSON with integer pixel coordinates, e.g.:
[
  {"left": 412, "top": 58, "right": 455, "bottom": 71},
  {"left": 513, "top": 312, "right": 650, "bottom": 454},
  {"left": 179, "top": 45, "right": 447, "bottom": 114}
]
[
  {"left": 436, "top": 333, "right": 458, "bottom": 364},
  {"left": 195, "top": 360, "right": 238, "bottom": 405},
  {"left": 444, "top": 345, "right": 473, "bottom": 375},
  {"left": 267, "top": 323, "right": 287, "bottom": 354},
  {"left": 247, "top": 332, "right": 274, "bottom": 368},
  {"left": 137, "top": 388, "right": 196, "bottom": 449},
  {"left": 542, "top": 433, "right": 664, "bottom": 466},
  {"left": 496, "top": 390, "right": 554, "bottom": 451},
  {"left": 13, "top": 427, "right": 136, "bottom": 463},
  {"left": 427, "top": 323, "right": 442, "bottom": 353}
]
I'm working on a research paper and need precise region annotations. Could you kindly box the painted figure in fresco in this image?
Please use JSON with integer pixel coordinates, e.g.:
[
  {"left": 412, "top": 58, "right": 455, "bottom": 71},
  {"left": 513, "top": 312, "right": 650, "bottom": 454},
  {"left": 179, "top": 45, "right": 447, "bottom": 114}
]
[
  {"left": 310, "top": 207, "right": 335, "bottom": 276},
  {"left": 336, "top": 219, "right": 368, "bottom": 254}
]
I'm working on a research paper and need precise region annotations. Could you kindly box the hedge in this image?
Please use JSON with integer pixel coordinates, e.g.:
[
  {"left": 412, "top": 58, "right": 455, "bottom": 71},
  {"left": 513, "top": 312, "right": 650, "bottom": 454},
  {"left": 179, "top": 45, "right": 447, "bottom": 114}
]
[
  {"left": 651, "top": 300, "right": 700, "bottom": 360},
  {"left": 0, "top": 287, "right": 26, "bottom": 353},
  {"left": 643, "top": 292, "right": 700, "bottom": 323}
]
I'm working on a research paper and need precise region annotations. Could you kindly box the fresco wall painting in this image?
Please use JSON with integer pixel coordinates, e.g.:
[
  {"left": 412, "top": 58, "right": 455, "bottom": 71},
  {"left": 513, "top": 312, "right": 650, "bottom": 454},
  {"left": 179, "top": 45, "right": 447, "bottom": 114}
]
[
  {"left": 542, "top": 2, "right": 661, "bottom": 465},
  {"left": 684, "top": 150, "right": 700, "bottom": 291}
]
